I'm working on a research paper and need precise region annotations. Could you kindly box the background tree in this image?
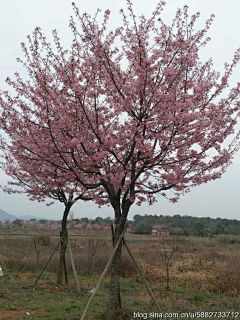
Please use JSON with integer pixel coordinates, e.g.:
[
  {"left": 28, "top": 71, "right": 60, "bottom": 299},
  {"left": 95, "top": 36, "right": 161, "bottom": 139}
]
[
  {"left": 87, "top": 238, "right": 100, "bottom": 275},
  {"left": 158, "top": 241, "right": 179, "bottom": 290},
  {"left": 132, "top": 223, "right": 152, "bottom": 235},
  {"left": 1, "top": 1, "right": 240, "bottom": 318},
  {"left": 215, "top": 224, "right": 225, "bottom": 235},
  {"left": 12, "top": 219, "right": 22, "bottom": 227},
  {"left": 33, "top": 234, "right": 51, "bottom": 270},
  {"left": 194, "top": 222, "right": 205, "bottom": 236},
  {"left": 0, "top": 140, "right": 96, "bottom": 284},
  {"left": 133, "top": 214, "right": 142, "bottom": 224}
]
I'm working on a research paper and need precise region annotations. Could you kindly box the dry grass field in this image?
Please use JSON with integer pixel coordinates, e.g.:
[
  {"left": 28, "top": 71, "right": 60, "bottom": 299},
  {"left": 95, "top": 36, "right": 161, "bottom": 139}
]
[{"left": 0, "top": 230, "right": 240, "bottom": 319}]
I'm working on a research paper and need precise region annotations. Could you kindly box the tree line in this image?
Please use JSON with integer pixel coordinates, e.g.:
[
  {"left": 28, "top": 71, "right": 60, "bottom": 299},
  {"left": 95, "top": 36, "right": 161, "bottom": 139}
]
[
  {"left": 4, "top": 214, "right": 240, "bottom": 237},
  {"left": 132, "top": 214, "right": 240, "bottom": 236}
]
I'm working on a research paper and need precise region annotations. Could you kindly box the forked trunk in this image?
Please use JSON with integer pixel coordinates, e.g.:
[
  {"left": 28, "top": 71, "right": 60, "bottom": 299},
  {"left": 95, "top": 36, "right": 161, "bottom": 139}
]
[
  {"left": 57, "top": 203, "right": 72, "bottom": 285},
  {"left": 107, "top": 204, "right": 129, "bottom": 320}
]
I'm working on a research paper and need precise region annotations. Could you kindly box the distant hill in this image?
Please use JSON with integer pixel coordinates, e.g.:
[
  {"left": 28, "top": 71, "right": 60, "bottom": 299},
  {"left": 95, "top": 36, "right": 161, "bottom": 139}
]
[
  {"left": 0, "top": 210, "right": 47, "bottom": 222},
  {"left": 0, "top": 209, "right": 17, "bottom": 222}
]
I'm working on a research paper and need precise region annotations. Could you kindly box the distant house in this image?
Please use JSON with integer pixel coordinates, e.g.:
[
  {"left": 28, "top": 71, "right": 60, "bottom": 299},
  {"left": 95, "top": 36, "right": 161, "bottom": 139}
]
[{"left": 152, "top": 229, "right": 170, "bottom": 237}]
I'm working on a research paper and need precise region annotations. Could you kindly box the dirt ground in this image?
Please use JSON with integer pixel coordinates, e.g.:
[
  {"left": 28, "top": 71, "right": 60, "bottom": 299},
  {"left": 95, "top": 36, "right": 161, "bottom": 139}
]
[{"left": 0, "top": 309, "right": 47, "bottom": 320}]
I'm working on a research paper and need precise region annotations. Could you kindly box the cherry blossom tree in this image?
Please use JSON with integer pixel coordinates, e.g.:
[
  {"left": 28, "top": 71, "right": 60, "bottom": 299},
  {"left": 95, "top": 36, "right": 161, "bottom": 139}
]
[
  {"left": 4, "top": 219, "right": 12, "bottom": 229},
  {"left": 0, "top": 137, "right": 96, "bottom": 284},
  {"left": 1, "top": 1, "right": 240, "bottom": 318}
]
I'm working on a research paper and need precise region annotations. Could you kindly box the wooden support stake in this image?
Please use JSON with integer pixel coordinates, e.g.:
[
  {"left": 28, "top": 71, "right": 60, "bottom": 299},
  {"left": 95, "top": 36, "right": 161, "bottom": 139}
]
[
  {"left": 68, "top": 239, "right": 80, "bottom": 293},
  {"left": 80, "top": 224, "right": 128, "bottom": 320},
  {"left": 123, "top": 238, "right": 161, "bottom": 312},
  {"left": 63, "top": 257, "right": 68, "bottom": 284},
  {"left": 34, "top": 238, "right": 62, "bottom": 285}
]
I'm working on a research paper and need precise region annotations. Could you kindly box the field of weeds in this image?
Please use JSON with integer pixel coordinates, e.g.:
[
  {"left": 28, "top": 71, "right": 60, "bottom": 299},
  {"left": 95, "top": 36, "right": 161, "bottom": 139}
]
[{"left": 1, "top": 232, "right": 240, "bottom": 319}]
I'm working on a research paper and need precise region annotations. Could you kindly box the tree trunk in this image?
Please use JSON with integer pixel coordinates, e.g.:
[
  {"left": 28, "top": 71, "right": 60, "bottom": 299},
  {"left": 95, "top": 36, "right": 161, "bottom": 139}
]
[
  {"left": 36, "top": 253, "right": 40, "bottom": 270},
  {"left": 166, "top": 261, "right": 170, "bottom": 290},
  {"left": 57, "top": 203, "right": 72, "bottom": 285},
  {"left": 110, "top": 224, "right": 122, "bottom": 309},
  {"left": 107, "top": 204, "right": 129, "bottom": 320}
]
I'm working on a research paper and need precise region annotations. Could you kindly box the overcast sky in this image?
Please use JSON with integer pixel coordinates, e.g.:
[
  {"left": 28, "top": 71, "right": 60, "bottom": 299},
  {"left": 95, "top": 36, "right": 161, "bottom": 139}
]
[{"left": 0, "top": 0, "right": 240, "bottom": 221}]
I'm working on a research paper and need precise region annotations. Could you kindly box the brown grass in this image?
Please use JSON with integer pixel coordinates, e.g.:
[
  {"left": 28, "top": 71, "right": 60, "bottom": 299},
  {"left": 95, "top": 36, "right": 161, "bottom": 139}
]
[{"left": 1, "top": 233, "right": 240, "bottom": 295}]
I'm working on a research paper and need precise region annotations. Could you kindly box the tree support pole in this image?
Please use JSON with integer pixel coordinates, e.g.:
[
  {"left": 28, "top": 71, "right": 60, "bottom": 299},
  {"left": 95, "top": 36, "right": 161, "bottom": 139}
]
[
  {"left": 68, "top": 239, "right": 80, "bottom": 293},
  {"left": 122, "top": 238, "right": 161, "bottom": 312},
  {"left": 34, "top": 236, "right": 63, "bottom": 285},
  {"left": 80, "top": 224, "right": 128, "bottom": 320},
  {"left": 63, "top": 258, "right": 68, "bottom": 284}
]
